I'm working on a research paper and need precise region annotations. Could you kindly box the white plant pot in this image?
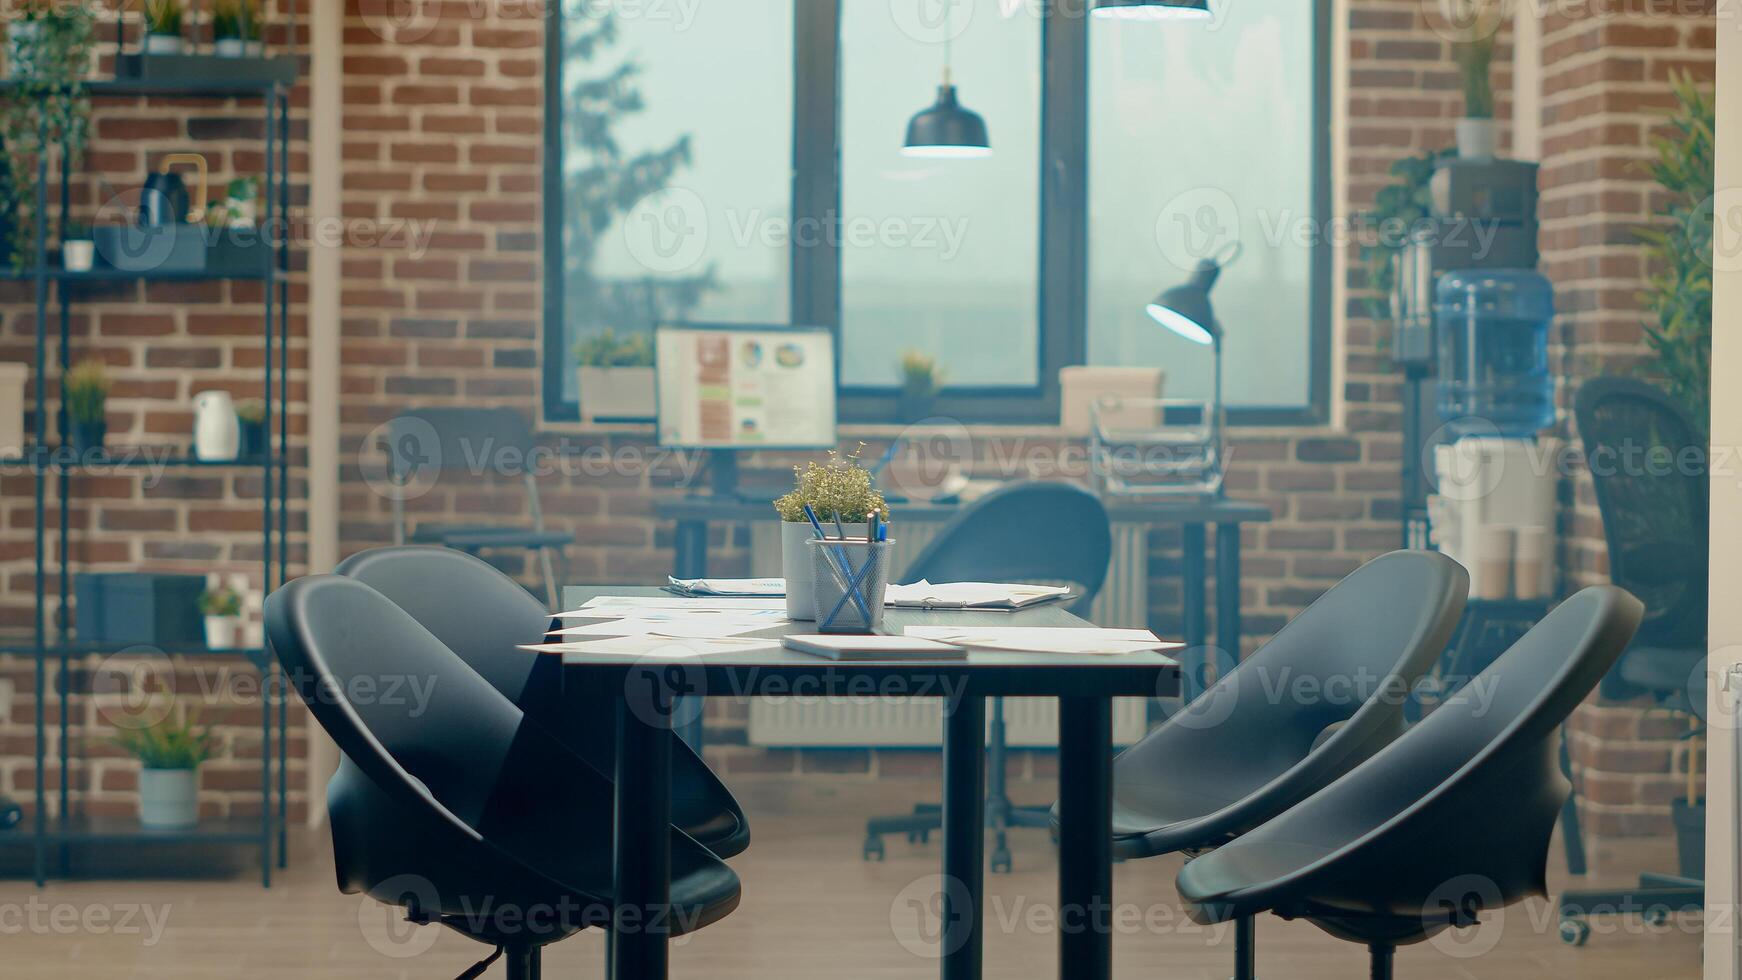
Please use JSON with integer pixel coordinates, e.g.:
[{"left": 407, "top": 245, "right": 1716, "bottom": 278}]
[
  {"left": 145, "top": 34, "right": 183, "bottom": 55},
  {"left": 1456, "top": 117, "right": 1496, "bottom": 161},
  {"left": 781, "top": 520, "right": 867, "bottom": 620},
  {"left": 203, "top": 614, "right": 238, "bottom": 651},
  {"left": 138, "top": 768, "right": 199, "bottom": 829},
  {"left": 213, "top": 38, "right": 259, "bottom": 57},
  {"left": 576, "top": 365, "right": 656, "bottom": 423},
  {"left": 62, "top": 240, "right": 93, "bottom": 273}
]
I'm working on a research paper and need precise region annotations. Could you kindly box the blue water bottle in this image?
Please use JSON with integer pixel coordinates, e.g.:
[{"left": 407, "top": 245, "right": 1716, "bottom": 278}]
[{"left": 1434, "top": 269, "right": 1555, "bottom": 437}]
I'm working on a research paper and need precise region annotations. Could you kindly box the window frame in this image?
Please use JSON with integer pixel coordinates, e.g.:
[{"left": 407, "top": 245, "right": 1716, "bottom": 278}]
[{"left": 544, "top": 0, "right": 1333, "bottom": 427}]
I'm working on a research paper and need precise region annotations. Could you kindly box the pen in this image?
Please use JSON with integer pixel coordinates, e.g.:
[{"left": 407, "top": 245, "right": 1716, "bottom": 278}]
[
  {"left": 868, "top": 511, "right": 880, "bottom": 544},
  {"left": 803, "top": 503, "right": 873, "bottom": 620}
]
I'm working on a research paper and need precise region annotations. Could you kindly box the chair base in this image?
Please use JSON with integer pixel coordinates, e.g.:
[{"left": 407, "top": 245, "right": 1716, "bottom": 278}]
[
  {"left": 1369, "top": 943, "right": 1394, "bottom": 980},
  {"left": 864, "top": 798, "right": 1053, "bottom": 873},
  {"left": 1556, "top": 874, "right": 1703, "bottom": 946}
]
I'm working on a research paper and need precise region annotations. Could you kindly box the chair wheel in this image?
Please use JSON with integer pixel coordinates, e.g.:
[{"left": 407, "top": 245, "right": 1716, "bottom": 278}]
[
  {"left": 1643, "top": 907, "right": 1670, "bottom": 927},
  {"left": 1560, "top": 918, "right": 1590, "bottom": 946},
  {"left": 863, "top": 838, "right": 884, "bottom": 861},
  {"left": 917, "top": 830, "right": 930, "bottom": 844},
  {"left": 991, "top": 851, "right": 1012, "bottom": 874}
]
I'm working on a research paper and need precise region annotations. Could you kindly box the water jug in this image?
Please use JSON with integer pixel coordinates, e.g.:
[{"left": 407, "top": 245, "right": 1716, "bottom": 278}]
[{"left": 1434, "top": 269, "right": 1555, "bottom": 437}]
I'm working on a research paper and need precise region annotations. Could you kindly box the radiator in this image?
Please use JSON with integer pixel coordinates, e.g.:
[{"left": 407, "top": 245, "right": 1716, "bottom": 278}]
[{"left": 746, "top": 522, "right": 1154, "bottom": 748}]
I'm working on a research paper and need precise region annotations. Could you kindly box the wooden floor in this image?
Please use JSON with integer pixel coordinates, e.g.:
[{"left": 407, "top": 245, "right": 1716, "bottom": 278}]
[{"left": 0, "top": 781, "right": 1705, "bottom": 979}]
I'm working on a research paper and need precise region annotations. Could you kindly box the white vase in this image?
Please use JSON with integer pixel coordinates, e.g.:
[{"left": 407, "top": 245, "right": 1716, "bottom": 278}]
[
  {"left": 144, "top": 34, "right": 183, "bottom": 55},
  {"left": 781, "top": 520, "right": 867, "bottom": 620},
  {"left": 138, "top": 768, "right": 199, "bottom": 829},
  {"left": 193, "top": 390, "right": 240, "bottom": 460},
  {"left": 1456, "top": 117, "right": 1496, "bottom": 160},
  {"left": 62, "top": 240, "right": 93, "bottom": 273},
  {"left": 203, "top": 614, "right": 237, "bottom": 650},
  {"left": 214, "top": 38, "right": 247, "bottom": 57},
  {"left": 576, "top": 365, "right": 656, "bottom": 423}
]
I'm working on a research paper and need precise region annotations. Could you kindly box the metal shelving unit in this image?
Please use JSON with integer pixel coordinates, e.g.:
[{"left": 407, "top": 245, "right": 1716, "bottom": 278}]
[{"left": 0, "top": 71, "right": 295, "bottom": 887}]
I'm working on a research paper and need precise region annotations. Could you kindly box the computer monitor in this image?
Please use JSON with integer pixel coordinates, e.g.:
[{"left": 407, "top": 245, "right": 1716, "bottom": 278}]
[{"left": 656, "top": 323, "right": 837, "bottom": 495}]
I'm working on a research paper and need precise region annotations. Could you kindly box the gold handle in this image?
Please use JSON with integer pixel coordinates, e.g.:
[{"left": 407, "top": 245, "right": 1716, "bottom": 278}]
[{"left": 157, "top": 152, "right": 208, "bottom": 219}]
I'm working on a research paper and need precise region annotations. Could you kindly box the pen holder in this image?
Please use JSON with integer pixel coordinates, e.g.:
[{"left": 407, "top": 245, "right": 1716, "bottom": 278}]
[{"left": 807, "top": 538, "right": 892, "bottom": 634}]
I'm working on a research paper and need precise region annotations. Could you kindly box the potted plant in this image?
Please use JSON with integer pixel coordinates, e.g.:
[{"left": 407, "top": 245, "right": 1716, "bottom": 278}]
[
  {"left": 574, "top": 328, "right": 656, "bottom": 424},
  {"left": 112, "top": 708, "right": 216, "bottom": 829},
  {"left": 63, "top": 357, "right": 108, "bottom": 456},
  {"left": 198, "top": 585, "right": 242, "bottom": 650},
  {"left": 210, "top": 0, "right": 262, "bottom": 58},
  {"left": 0, "top": 0, "right": 93, "bottom": 267},
  {"left": 898, "top": 350, "right": 943, "bottom": 423},
  {"left": 235, "top": 397, "right": 267, "bottom": 460},
  {"left": 60, "top": 220, "right": 92, "bottom": 272},
  {"left": 1450, "top": 7, "right": 1499, "bottom": 160},
  {"left": 144, "top": 0, "right": 184, "bottom": 55},
  {"left": 773, "top": 448, "right": 889, "bottom": 620},
  {"left": 1638, "top": 72, "right": 1713, "bottom": 436}
]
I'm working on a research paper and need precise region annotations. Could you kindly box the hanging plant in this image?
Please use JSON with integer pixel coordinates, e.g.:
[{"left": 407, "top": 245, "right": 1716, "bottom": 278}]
[{"left": 0, "top": 0, "right": 94, "bottom": 269}]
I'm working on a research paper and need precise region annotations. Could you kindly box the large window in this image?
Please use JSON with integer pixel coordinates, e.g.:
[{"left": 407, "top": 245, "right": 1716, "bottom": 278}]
[{"left": 546, "top": 0, "right": 1330, "bottom": 425}]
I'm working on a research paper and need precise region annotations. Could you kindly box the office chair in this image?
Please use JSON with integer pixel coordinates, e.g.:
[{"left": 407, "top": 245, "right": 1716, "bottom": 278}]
[
  {"left": 266, "top": 575, "right": 741, "bottom": 979},
  {"left": 1557, "top": 376, "right": 1708, "bottom": 941},
  {"left": 1073, "top": 550, "right": 1467, "bottom": 980},
  {"left": 1176, "top": 585, "right": 1642, "bottom": 979},
  {"left": 337, "top": 545, "right": 750, "bottom": 858},
  {"left": 385, "top": 407, "right": 573, "bottom": 607},
  {"left": 863, "top": 480, "right": 1113, "bottom": 873}
]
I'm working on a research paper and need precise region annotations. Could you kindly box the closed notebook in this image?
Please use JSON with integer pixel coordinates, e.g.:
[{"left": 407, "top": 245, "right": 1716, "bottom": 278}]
[
  {"left": 782, "top": 634, "right": 967, "bottom": 661},
  {"left": 882, "top": 581, "right": 1072, "bottom": 610}
]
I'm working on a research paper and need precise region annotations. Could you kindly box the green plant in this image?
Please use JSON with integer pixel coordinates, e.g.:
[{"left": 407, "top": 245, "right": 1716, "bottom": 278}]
[
  {"left": 198, "top": 587, "right": 242, "bottom": 617},
  {"left": 773, "top": 447, "right": 889, "bottom": 524},
  {"left": 63, "top": 357, "right": 107, "bottom": 424},
  {"left": 235, "top": 398, "right": 266, "bottom": 425},
  {"left": 112, "top": 709, "right": 216, "bottom": 770},
  {"left": 60, "top": 219, "right": 89, "bottom": 241},
  {"left": 1452, "top": 33, "right": 1495, "bottom": 120},
  {"left": 1637, "top": 72, "right": 1713, "bottom": 432},
  {"left": 0, "top": 0, "right": 94, "bottom": 268},
  {"left": 573, "top": 328, "right": 654, "bottom": 367},
  {"left": 898, "top": 350, "right": 943, "bottom": 398},
  {"left": 211, "top": 0, "right": 261, "bottom": 41},
  {"left": 1361, "top": 147, "right": 1453, "bottom": 323},
  {"left": 145, "top": 0, "right": 184, "bottom": 36}
]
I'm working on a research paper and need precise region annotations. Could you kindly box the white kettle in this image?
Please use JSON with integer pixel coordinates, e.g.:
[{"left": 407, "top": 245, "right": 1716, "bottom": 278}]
[{"left": 192, "top": 390, "right": 240, "bottom": 461}]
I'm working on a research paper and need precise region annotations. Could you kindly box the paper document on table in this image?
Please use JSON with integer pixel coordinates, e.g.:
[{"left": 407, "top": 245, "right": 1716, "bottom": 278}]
[
  {"left": 883, "top": 581, "right": 1073, "bottom": 610},
  {"left": 521, "top": 635, "right": 781, "bottom": 658},
  {"left": 903, "top": 626, "right": 1182, "bottom": 656},
  {"left": 548, "top": 617, "right": 773, "bottom": 639},
  {"left": 557, "top": 596, "right": 788, "bottom": 617},
  {"left": 556, "top": 604, "right": 789, "bottom": 623},
  {"left": 667, "top": 576, "right": 785, "bottom": 597}
]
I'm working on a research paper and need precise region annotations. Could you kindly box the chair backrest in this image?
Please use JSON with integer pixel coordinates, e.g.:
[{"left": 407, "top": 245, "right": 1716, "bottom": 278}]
[
  {"left": 1573, "top": 377, "right": 1707, "bottom": 648},
  {"left": 1114, "top": 550, "right": 1468, "bottom": 838},
  {"left": 900, "top": 481, "right": 1112, "bottom": 613},
  {"left": 1191, "top": 585, "right": 1642, "bottom": 918},
  {"left": 387, "top": 407, "right": 537, "bottom": 477}
]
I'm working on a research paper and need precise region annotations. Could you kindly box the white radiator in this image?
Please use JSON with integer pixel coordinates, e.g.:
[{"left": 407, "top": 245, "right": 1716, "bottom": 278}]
[{"left": 747, "top": 522, "right": 1154, "bottom": 748}]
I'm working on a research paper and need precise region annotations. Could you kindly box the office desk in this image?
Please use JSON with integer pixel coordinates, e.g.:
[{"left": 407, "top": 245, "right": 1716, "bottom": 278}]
[
  {"left": 655, "top": 494, "right": 1268, "bottom": 700},
  {"left": 561, "top": 586, "right": 1181, "bottom": 980}
]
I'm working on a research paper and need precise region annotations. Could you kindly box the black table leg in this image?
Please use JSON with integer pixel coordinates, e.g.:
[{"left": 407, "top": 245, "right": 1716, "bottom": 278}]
[
  {"left": 941, "top": 691, "right": 986, "bottom": 980},
  {"left": 613, "top": 668, "right": 674, "bottom": 980},
  {"left": 1215, "top": 522, "right": 1242, "bottom": 682},
  {"left": 1181, "top": 522, "right": 1208, "bottom": 701},
  {"left": 673, "top": 519, "right": 708, "bottom": 580},
  {"left": 1057, "top": 695, "right": 1114, "bottom": 980}
]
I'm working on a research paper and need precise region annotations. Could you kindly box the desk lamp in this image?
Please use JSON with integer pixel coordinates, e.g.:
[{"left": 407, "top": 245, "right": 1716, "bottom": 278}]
[
  {"left": 1092, "top": 0, "right": 1212, "bottom": 19},
  {"left": 1146, "top": 241, "right": 1241, "bottom": 495}
]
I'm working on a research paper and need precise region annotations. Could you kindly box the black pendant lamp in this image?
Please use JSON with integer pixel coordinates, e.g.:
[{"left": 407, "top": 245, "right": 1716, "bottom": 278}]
[
  {"left": 1092, "top": 0, "right": 1212, "bottom": 20},
  {"left": 902, "top": 3, "right": 990, "bottom": 158}
]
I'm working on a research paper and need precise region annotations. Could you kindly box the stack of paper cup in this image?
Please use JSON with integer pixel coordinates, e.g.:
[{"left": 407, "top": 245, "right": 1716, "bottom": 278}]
[
  {"left": 1475, "top": 526, "right": 1515, "bottom": 600},
  {"left": 1514, "top": 526, "right": 1550, "bottom": 601}
]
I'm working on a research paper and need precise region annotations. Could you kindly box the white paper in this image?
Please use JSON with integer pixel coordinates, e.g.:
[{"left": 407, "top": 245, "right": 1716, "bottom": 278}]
[
  {"left": 903, "top": 626, "right": 1182, "bottom": 655},
  {"left": 548, "top": 618, "right": 773, "bottom": 639},
  {"left": 559, "top": 604, "right": 789, "bottom": 622},
  {"left": 558, "top": 596, "right": 789, "bottom": 617},
  {"left": 522, "top": 635, "right": 781, "bottom": 659},
  {"left": 668, "top": 576, "right": 785, "bottom": 597},
  {"left": 884, "top": 581, "right": 1072, "bottom": 608}
]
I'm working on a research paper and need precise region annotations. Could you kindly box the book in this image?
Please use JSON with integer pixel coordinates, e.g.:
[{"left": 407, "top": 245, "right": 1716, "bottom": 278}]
[
  {"left": 882, "top": 581, "right": 1073, "bottom": 610},
  {"left": 781, "top": 634, "right": 967, "bottom": 661}
]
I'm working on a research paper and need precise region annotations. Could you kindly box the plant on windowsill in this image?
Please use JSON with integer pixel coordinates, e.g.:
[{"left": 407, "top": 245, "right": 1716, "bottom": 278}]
[
  {"left": 112, "top": 707, "right": 217, "bottom": 829},
  {"left": 573, "top": 328, "right": 656, "bottom": 424},
  {"left": 211, "top": 0, "right": 263, "bottom": 58},
  {"left": 897, "top": 349, "right": 944, "bottom": 423},
  {"left": 0, "top": 0, "right": 93, "bottom": 270},
  {"left": 1448, "top": 1, "right": 1501, "bottom": 160},
  {"left": 1637, "top": 71, "right": 1712, "bottom": 437},
  {"left": 144, "top": 0, "right": 185, "bottom": 55},
  {"left": 63, "top": 357, "right": 108, "bottom": 458},
  {"left": 773, "top": 448, "right": 889, "bottom": 620}
]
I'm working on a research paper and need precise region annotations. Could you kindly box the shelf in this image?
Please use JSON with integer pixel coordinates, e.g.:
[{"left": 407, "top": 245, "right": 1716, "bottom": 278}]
[
  {"left": 0, "top": 266, "right": 270, "bottom": 283},
  {"left": 1, "top": 448, "right": 279, "bottom": 470},
  {"left": 0, "top": 635, "right": 268, "bottom": 660},
  {"left": 41, "top": 815, "right": 268, "bottom": 845},
  {"left": 0, "top": 75, "right": 291, "bottom": 99}
]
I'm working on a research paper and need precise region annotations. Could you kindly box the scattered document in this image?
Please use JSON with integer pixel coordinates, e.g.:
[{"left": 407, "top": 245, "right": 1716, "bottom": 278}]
[
  {"left": 667, "top": 576, "right": 785, "bottom": 598},
  {"left": 782, "top": 634, "right": 966, "bottom": 661},
  {"left": 558, "top": 596, "right": 788, "bottom": 617},
  {"left": 548, "top": 617, "right": 775, "bottom": 639},
  {"left": 522, "top": 635, "right": 782, "bottom": 659},
  {"left": 903, "top": 626, "right": 1182, "bottom": 656},
  {"left": 883, "top": 581, "right": 1073, "bottom": 610}
]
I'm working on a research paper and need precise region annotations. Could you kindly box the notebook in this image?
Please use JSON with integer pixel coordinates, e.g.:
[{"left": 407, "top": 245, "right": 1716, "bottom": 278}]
[
  {"left": 782, "top": 634, "right": 967, "bottom": 661},
  {"left": 665, "top": 576, "right": 786, "bottom": 598},
  {"left": 882, "top": 581, "right": 1073, "bottom": 610}
]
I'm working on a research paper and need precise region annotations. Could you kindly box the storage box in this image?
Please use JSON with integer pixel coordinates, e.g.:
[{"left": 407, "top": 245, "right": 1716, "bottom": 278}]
[
  {"left": 94, "top": 225, "right": 207, "bottom": 274},
  {"left": 114, "top": 53, "right": 297, "bottom": 86},
  {"left": 73, "top": 573, "right": 207, "bottom": 648},
  {"left": 1059, "top": 367, "right": 1164, "bottom": 437}
]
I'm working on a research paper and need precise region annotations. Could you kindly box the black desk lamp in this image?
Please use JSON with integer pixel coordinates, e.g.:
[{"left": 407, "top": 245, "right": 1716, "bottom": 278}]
[
  {"left": 1092, "top": 0, "right": 1212, "bottom": 19},
  {"left": 1146, "top": 241, "right": 1241, "bottom": 494}
]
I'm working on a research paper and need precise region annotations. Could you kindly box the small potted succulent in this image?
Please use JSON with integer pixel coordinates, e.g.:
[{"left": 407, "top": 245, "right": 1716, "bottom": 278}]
[
  {"left": 143, "top": 0, "right": 185, "bottom": 55},
  {"left": 63, "top": 357, "right": 108, "bottom": 456},
  {"left": 773, "top": 448, "right": 889, "bottom": 620},
  {"left": 112, "top": 708, "right": 216, "bottom": 829},
  {"left": 898, "top": 350, "right": 943, "bottom": 423},
  {"left": 211, "top": 0, "right": 262, "bottom": 58},
  {"left": 574, "top": 328, "right": 656, "bottom": 423},
  {"left": 235, "top": 397, "right": 267, "bottom": 460},
  {"left": 60, "top": 220, "right": 93, "bottom": 272},
  {"left": 198, "top": 585, "right": 242, "bottom": 650}
]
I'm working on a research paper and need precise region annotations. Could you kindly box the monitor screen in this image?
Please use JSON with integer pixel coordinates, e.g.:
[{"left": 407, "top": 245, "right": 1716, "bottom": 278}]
[{"left": 655, "top": 324, "right": 838, "bottom": 449}]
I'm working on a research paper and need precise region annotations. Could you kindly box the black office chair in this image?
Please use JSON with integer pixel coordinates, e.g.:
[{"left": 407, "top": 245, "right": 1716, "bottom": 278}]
[
  {"left": 267, "top": 575, "right": 741, "bottom": 979},
  {"left": 1177, "top": 585, "right": 1643, "bottom": 979},
  {"left": 1083, "top": 550, "right": 1467, "bottom": 980},
  {"left": 1558, "top": 376, "right": 1707, "bottom": 939},
  {"left": 863, "top": 481, "right": 1113, "bottom": 873},
  {"left": 336, "top": 544, "right": 750, "bottom": 858},
  {"left": 385, "top": 407, "right": 573, "bottom": 606}
]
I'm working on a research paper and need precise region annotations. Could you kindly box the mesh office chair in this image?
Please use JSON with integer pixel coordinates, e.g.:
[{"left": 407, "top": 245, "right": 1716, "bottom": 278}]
[
  {"left": 385, "top": 407, "right": 572, "bottom": 607},
  {"left": 267, "top": 575, "right": 741, "bottom": 979},
  {"left": 1557, "top": 377, "right": 1707, "bottom": 941},
  {"left": 1177, "top": 586, "right": 1643, "bottom": 979},
  {"left": 862, "top": 481, "right": 1113, "bottom": 873}
]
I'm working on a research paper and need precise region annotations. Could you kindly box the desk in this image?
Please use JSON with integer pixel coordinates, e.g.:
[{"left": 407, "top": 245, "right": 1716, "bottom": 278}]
[
  {"left": 655, "top": 494, "right": 1268, "bottom": 702},
  {"left": 561, "top": 586, "right": 1181, "bottom": 980}
]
